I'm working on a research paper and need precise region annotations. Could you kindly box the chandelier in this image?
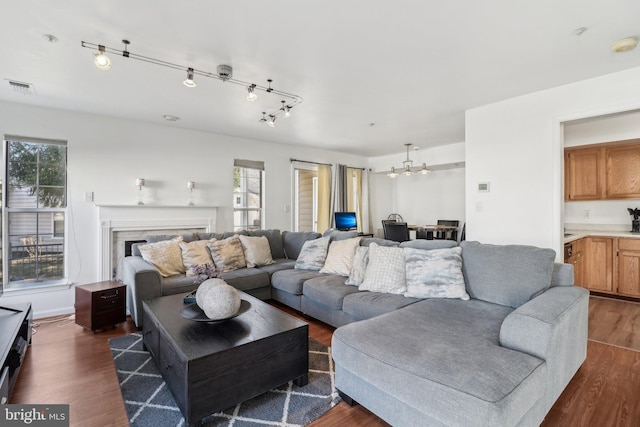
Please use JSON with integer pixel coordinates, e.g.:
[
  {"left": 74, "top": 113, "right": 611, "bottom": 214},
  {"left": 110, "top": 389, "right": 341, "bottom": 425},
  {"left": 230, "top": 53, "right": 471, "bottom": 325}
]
[
  {"left": 387, "top": 143, "right": 431, "bottom": 177},
  {"left": 81, "top": 40, "right": 303, "bottom": 126}
]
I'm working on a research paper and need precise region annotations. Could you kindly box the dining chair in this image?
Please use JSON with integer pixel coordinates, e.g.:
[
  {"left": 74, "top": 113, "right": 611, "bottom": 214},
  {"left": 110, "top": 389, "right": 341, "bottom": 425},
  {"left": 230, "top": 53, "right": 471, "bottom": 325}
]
[
  {"left": 383, "top": 222, "right": 410, "bottom": 242},
  {"left": 435, "top": 220, "right": 459, "bottom": 241}
]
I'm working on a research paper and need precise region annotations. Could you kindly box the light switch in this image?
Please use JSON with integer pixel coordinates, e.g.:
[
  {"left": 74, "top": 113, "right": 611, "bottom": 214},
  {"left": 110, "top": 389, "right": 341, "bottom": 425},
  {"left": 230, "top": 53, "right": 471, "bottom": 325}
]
[{"left": 83, "top": 191, "right": 94, "bottom": 202}]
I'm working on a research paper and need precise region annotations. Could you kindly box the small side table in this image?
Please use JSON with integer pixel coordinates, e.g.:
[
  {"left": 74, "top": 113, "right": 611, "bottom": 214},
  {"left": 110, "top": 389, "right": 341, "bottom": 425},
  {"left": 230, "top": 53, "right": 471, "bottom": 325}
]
[{"left": 75, "top": 281, "right": 126, "bottom": 332}]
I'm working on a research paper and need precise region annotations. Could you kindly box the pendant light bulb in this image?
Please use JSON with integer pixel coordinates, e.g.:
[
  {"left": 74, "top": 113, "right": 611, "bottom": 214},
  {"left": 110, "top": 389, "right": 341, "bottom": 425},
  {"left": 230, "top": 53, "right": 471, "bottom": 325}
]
[
  {"left": 183, "top": 68, "right": 196, "bottom": 87},
  {"left": 387, "top": 167, "right": 398, "bottom": 178},
  {"left": 419, "top": 163, "right": 431, "bottom": 174},
  {"left": 93, "top": 45, "right": 111, "bottom": 70},
  {"left": 403, "top": 165, "right": 413, "bottom": 176},
  {"left": 247, "top": 85, "right": 258, "bottom": 101}
]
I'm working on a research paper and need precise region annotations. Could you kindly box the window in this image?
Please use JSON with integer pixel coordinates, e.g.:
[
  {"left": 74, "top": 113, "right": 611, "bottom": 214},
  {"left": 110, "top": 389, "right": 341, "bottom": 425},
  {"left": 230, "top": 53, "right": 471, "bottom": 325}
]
[
  {"left": 2, "top": 136, "right": 67, "bottom": 289},
  {"left": 233, "top": 159, "right": 264, "bottom": 232}
]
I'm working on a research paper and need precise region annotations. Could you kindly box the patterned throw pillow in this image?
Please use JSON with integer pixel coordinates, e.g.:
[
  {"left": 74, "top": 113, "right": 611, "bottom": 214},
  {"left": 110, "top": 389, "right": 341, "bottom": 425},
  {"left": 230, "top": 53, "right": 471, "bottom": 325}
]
[
  {"left": 359, "top": 243, "right": 406, "bottom": 294},
  {"left": 207, "top": 236, "right": 247, "bottom": 272},
  {"left": 180, "top": 239, "right": 216, "bottom": 276},
  {"left": 403, "top": 246, "right": 470, "bottom": 300},
  {"left": 138, "top": 236, "right": 185, "bottom": 277},
  {"left": 345, "top": 246, "right": 369, "bottom": 286},
  {"left": 238, "top": 235, "right": 275, "bottom": 268},
  {"left": 294, "top": 236, "right": 331, "bottom": 271},
  {"left": 320, "top": 237, "right": 361, "bottom": 276}
]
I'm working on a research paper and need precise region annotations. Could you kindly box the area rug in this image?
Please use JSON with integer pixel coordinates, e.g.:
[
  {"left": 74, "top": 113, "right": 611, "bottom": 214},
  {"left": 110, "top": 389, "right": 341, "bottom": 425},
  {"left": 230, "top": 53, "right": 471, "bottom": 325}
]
[{"left": 109, "top": 333, "right": 341, "bottom": 427}]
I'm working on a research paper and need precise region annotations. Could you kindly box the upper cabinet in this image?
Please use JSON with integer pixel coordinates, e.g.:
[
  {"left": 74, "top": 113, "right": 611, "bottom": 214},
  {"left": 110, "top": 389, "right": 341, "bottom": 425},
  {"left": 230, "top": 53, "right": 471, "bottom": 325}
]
[{"left": 565, "top": 139, "right": 640, "bottom": 201}]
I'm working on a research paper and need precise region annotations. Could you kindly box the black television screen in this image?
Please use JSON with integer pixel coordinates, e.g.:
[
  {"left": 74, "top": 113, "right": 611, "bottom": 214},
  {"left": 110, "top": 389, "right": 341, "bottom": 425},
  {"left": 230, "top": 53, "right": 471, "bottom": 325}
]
[{"left": 335, "top": 212, "right": 357, "bottom": 231}]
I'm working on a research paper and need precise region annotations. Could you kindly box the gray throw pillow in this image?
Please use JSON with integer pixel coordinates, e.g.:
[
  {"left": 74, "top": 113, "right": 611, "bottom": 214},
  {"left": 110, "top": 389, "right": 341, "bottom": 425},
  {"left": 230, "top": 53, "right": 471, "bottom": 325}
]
[
  {"left": 404, "top": 247, "right": 469, "bottom": 300},
  {"left": 460, "top": 241, "right": 555, "bottom": 308},
  {"left": 345, "top": 246, "right": 369, "bottom": 286},
  {"left": 294, "top": 236, "right": 331, "bottom": 271}
]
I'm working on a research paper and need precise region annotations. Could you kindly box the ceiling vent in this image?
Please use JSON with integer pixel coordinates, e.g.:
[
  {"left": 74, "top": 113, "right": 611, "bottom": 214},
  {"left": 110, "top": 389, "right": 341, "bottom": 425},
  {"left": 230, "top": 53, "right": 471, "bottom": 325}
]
[{"left": 7, "top": 80, "right": 35, "bottom": 95}]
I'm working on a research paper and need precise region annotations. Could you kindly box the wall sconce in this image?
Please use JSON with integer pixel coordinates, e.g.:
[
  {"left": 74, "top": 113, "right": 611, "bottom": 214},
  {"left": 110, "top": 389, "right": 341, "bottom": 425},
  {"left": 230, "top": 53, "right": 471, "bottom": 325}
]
[
  {"left": 136, "top": 178, "right": 145, "bottom": 205},
  {"left": 187, "top": 181, "right": 196, "bottom": 206}
]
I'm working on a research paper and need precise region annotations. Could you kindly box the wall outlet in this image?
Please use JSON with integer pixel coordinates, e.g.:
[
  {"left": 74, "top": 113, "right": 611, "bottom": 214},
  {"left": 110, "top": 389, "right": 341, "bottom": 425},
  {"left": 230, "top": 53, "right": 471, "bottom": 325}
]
[{"left": 584, "top": 209, "right": 591, "bottom": 219}]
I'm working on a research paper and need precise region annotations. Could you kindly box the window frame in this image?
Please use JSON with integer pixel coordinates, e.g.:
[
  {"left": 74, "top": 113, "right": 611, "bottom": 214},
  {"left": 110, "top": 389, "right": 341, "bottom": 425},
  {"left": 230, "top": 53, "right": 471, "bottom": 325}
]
[{"left": 233, "top": 159, "right": 265, "bottom": 232}]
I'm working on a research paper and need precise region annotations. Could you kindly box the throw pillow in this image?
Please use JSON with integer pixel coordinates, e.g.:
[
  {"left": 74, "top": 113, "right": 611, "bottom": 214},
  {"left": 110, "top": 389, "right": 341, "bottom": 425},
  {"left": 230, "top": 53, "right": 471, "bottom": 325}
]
[
  {"left": 320, "top": 237, "right": 362, "bottom": 276},
  {"left": 138, "top": 236, "right": 185, "bottom": 277},
  {"left": 180, "top": 239, "right": 216, "bottom": 276},
  {"left": 207, "top": 235, "right": 247, "bottom": 272},
  {"left": 345, "top": 246, "right": 369, "bottom": 286},
  {"left": 238, "top": 235, "right": 275, "bottom": 268},
  {"left": 403, "top": 247, "right": 470, "bottom": 300},
  {"left": 359, "top": 243, "right": 406, "bottom": 294},
  {"left": 294, "top": 236, "right": 331, "bottom": 271}
]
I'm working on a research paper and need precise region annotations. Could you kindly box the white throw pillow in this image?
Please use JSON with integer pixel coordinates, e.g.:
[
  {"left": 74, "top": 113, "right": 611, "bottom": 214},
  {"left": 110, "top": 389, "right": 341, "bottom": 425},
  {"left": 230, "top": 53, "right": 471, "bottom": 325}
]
[
  {"left": 359, "top": 243, "right": 406, "bottom": 294},
  {"left": 138, "top": 236, "right": 185, "bottom": 277},
  {"left": 320, "top": 237, "right": 362, "bottom": 276},
  {"left": 345, "top": 246, "right": 369, "bottom": 286},
  {"left": 180, "top": 239, "right": 216, "bottom": 276},
  {"left": 403, "top": 246, "right": 470, "bottom": 300},
  {"left": 238, "top": 235, "right": 275, "bottom": 268},
  {"left": 294, "top": 236, "right": 331, "bottom": 271}
]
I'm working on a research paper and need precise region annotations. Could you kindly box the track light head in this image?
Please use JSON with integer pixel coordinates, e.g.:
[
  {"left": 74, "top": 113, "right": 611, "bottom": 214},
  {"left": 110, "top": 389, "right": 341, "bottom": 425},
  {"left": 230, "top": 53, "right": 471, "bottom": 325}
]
[
  {"left": 247, "top": 84, "right": 258, "bottom": 101},
  {"left": 259, "top": 112, "right": 267, "bottom": 123},
  {"left": 281, "top": 100, "right": 292, "bottom": 118},
  {"left": 183, "top": 68, "right": 196, "bottom": 87},
  {"left": 93, "top": 45, "right": 111, "bottom": 70},
  {"left": 267, "top": 115, "right": 276, "bottom": 127}
]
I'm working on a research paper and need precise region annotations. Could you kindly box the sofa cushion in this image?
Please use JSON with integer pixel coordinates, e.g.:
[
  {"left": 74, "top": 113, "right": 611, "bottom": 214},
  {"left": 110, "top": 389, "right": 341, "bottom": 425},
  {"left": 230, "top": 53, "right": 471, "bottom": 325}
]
[
  {"left": 399, "top": 239, "right": 457, "bottom": 250},
  {"left": 460, "top": 241, "right": 556, "bottom": 308},
  {"left": 196, "top": 232, "right": 225, "bottom": 241},
  {"left": 220, "top": 268, "right": 270, "bottom": 291},
  {"left": 345, "top": 246, "right": 369, "bottom": 287},
  {"left": 283, "top": 231, "right": 321, "bottom": 259},
  {"left": 360, "top": 237, "right": 399, "bottom": 247},
  {"left": 238, "top": 235, "right": 275, "bottom": 268},
  {"left": 271, "top": 269, "right": 326, "bottom": 295},
  {"left": 256, "top": 258, "right": 296, "bottom": 277},
  {"left": 179, "top": 239, "right": 215, "bottom": 276},
  {"left": 302, "top": 275, "right": 359, "bottom": 310},
  {"left": 295, "top": 236, "right": 330, "bottom": 271},
  {"left": 248, "top": 229, "right": 285, "bottom": 259},
  {"left": 323, "top": 229, "right": 360, "bottom": 241},
  {"left": 138, "top": 237, "right": 186, "bottom": 277},
  {"left": 342, "top": 291, "right": 421, "bottom": 320},
  {"left": 359, "top": 243, "right": 406, "bottom": 294},
  {"left": 207, "top": 236, "right": 247, "bottom": 272},
  {"left": 146, "top": 233, "right": 197, "bottom": 243},
  {"left": 332, "top": 299, "right": 545, "bottom": 426},
  {"left": 403, "top": 246, "right": 470, "bottom": 300},
  {"left": 320, "top": 237, "right": 361, "bottom": 276}
]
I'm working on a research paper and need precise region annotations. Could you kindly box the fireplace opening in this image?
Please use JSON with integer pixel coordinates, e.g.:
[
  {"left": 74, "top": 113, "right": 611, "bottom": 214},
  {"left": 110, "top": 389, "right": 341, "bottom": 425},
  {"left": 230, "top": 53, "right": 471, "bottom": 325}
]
[{"left": 124, "top": 240, "right": 147, "bottom": 257}]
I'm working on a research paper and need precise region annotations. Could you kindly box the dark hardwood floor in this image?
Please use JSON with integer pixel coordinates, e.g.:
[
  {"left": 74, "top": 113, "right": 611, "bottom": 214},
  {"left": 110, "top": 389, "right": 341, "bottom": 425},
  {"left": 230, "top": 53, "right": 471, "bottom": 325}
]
[{"left": 10, "top": 296, "right": 640, "bottom": 427}]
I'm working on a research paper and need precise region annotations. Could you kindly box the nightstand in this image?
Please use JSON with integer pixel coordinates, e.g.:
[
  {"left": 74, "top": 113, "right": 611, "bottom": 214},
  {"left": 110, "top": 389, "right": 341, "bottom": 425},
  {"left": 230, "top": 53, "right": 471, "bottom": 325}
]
[{"left": 75, "top": 281, "right": 126, "bottom": 332}]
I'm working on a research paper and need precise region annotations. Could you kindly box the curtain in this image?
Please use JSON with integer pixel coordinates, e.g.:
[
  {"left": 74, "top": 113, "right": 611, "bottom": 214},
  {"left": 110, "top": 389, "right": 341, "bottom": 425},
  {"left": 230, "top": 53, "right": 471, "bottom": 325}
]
[
  {"left": 330, "top": 164, "right": 347, "bottom": 229},
  {"left": 361, "top": 168, "right": 371, "bottom": 234},
  {"left": 317, "top": 164, "right": 332, "bottom": 233},
  {"left": 347, "top": 168, "right": 362, "bottom": 233}
]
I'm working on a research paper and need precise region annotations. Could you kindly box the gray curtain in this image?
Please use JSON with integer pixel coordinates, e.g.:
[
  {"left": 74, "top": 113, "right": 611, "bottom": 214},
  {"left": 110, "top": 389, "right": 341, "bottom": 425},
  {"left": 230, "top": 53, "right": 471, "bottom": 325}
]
[{"left": 329, "top": 164, "right": 347, "bottom": 228}]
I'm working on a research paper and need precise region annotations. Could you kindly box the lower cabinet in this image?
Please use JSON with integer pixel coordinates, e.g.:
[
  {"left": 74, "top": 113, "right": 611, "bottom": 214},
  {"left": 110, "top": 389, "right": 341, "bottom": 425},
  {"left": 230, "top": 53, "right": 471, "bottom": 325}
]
[
  {"left": 616, "top": 238, "right": 640, "bottom": 297},
  {"left": 583, "top": 237, "right": 614, "bottom": 292}
]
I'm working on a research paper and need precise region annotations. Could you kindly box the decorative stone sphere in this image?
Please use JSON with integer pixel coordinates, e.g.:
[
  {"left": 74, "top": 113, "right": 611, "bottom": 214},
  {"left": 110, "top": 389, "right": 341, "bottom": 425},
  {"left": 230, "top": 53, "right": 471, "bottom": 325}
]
[
  {"left": 195, "top": 278, "right": 227, "bottom": 308},
  {"left": 197, "top": 282, "right": 241, "bottom": 320}
]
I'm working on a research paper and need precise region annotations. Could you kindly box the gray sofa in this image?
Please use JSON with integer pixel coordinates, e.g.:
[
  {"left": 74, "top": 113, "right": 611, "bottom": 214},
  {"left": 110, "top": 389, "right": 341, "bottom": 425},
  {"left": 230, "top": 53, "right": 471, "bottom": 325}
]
[{"left": 123, "top": 230, "right": 588, "bottom": 426}]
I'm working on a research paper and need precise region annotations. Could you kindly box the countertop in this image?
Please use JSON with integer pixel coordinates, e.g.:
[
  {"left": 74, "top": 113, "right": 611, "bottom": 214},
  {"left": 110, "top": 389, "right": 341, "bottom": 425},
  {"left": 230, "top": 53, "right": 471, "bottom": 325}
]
[{"left": 564, "top": 230, "right": 640, "bottom": 244}]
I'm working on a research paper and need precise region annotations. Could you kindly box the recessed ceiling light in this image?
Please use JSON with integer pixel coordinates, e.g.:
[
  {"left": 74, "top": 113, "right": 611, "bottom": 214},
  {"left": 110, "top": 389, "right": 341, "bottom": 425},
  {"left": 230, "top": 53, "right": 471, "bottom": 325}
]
[
  {"left": 43, "top": 34, "right": 58, "bottom": 43},
  {"left": 163, "top": 115, "right": 180, "bottom": 122},
  {"left": 611, "top": 37, "right": 638, "bottom": 53}
]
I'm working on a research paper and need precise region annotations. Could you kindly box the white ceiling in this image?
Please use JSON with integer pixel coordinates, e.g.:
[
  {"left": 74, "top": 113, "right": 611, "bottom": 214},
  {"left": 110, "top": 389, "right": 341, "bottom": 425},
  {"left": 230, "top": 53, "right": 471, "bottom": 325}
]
[{"left": 0, "top": 0, "right": 639, "bottom": 157}]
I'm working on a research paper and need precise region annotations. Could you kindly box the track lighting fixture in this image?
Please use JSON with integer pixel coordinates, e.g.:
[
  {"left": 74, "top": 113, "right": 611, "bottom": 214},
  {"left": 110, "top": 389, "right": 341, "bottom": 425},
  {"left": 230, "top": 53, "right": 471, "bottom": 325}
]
[
  {"left": 387, "top": 144, "right": 430, "bottom": 178},
  {"left": 81, "top": 39, "right": 303, "bottom": 125},
  {"left": 247, "top": 84, "right": 257, "bottom": 101},
  {"left": 183, "top": 68, "right": 196, "bottom": 87},
  {"left": 93, "top": 45, "right": 111, "bottom": 70}
]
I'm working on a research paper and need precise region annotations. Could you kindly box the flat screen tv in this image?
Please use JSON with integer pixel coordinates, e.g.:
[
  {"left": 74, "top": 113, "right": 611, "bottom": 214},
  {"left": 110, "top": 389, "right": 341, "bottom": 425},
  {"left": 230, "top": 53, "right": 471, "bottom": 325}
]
[{"left": 335, "top": 212, "right": 357, "bottom": 231}]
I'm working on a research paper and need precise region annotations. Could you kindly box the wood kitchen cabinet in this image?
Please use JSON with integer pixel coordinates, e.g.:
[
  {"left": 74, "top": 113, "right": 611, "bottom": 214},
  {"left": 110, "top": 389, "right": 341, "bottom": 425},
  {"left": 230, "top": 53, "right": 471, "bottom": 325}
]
[
  {"left": 567, "top": 238, "right": 585, "bottom": 287},
  {"left": 565, "top": 139, "right": 640, "bottom": 201},
  {"left": 615, "top": 238, "right": 640, "bottom": 297},
  {"left": 582, "top": 237, "right": 614, "bottom": 293}
]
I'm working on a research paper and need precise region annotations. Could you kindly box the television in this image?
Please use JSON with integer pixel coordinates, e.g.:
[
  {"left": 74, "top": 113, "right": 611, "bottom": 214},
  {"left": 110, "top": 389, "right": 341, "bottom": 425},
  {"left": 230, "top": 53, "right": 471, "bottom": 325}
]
[{"left": 335, "top": 212, "right": 357, "bottom": 231}]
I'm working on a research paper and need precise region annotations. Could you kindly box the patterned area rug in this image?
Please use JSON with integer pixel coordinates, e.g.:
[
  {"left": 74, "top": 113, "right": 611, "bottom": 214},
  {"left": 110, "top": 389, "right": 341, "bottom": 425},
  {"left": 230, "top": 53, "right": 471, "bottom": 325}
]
[{"left": 109, "top": 333, "right": 341, "bottom": 427}]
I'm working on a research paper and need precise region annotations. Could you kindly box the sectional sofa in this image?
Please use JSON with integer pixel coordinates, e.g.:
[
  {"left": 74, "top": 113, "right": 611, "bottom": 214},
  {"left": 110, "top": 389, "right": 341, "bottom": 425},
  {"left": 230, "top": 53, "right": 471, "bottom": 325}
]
[{"left": 122, "top": 229, "right": 588, "bottom": 427}]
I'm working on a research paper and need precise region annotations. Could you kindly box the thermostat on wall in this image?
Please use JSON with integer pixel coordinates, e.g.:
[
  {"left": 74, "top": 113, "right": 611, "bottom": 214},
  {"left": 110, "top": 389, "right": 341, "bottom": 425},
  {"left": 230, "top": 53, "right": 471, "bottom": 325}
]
[{"left": 478, "top": 182, "right": 490, "bottom": 192}]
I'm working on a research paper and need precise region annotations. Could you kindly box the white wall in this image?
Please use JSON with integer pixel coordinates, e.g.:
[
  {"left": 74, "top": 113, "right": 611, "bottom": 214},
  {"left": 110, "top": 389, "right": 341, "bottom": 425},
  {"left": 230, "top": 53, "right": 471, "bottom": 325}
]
[
  {"left": 465, "top": 66, "right": 640, "bottom": 260},
  {"left": 0, "top": 101, "right": 366, "bottom": 317},
  {"left": 368, "top": 143, "right": 465, "bottom": 236},
  {"left": 563, "top": 109, "right": 640, "bottom": 227}
]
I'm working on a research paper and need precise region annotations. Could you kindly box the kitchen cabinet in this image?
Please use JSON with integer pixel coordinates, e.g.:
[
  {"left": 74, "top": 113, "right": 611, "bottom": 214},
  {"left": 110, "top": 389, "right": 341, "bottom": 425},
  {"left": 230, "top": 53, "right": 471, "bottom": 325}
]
[
  {"left": 564, "top": 147, "right": 604, "bottom": 201},
  {"left": 615, "top": 238, "right": 640, "bottom": 297},
  {"left": 582, "top": 237, "right": 613, "bottom": 293},
  {"left": 567, "top": 238, "right": 585, "bottom": 287},
  {"left": 565, "top": 139, "right": 640, "bottom": 201}
]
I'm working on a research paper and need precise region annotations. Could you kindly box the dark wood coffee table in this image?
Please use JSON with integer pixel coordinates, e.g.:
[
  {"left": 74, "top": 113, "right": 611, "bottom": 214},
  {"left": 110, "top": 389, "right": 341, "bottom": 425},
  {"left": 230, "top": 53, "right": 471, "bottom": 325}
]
[{"left": 142, "top": 292, "right": 308, "bottom": 427}]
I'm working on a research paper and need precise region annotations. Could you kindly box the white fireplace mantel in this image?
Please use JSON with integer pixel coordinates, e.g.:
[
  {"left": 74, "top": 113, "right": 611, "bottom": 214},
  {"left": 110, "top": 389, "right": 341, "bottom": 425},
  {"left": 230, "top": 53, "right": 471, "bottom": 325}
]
[{"left": 97, "top": 205, "right": 218, "bottom": 281}]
